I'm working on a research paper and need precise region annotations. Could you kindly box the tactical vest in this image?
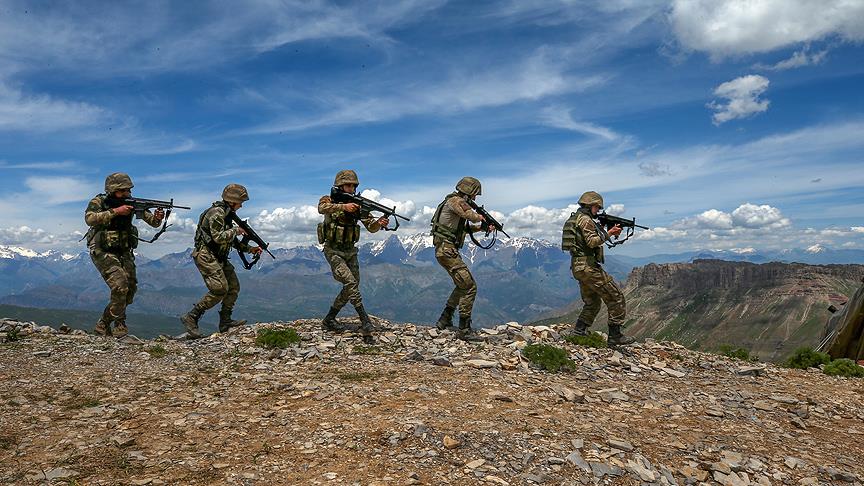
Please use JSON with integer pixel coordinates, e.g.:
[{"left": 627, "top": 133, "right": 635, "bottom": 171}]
[
  {"left": 195, "top": 202, "right": 234, "bottom": 261},
  {"left": 87, "top": 194, "right": 138, "bottom": 253},
  {"left": 317, "top": 209, "right": 361, "bottom": 249},
  {"left": 561, "top": 209, "right": 604, "bottom": 266},
  {"left": 430, "top": 192, "right": 469, "bottom": 248}
]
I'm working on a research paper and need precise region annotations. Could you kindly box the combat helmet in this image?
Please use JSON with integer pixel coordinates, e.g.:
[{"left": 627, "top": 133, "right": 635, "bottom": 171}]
[
  {"left": 578, "top": 191, "right": 603, "bottom": 208},
  {"left": 456, "top": 176, "right": 482, "bottom": 196},
  {"left": 334, "top": 170, "right": 359, "bottom": 187},
  {"left": 222, "top": 183, "right": 250, "bottom": 203},
  {"left": 105, "top": 172, "right": 134, "bottom": 193}
]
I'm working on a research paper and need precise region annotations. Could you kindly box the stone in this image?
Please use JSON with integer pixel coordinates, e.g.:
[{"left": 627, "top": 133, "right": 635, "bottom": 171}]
[
  {"left": 661, "top": 367, "right": 686, "bottom": 378},
  {"left": 821, "top": 467, "right": 858, "bottom": 482},
  {"left": 706, "top": 409, "right": 726, "bottom": 418},
  {"left": 45, "top": 468, "right": 78, "bottom": 480},
  {"left": 753, "top": 400, "right": 775, "bottom": 411},
  {"left": 737, "top": 366, "right": 765, "bottom": 376},
  {"left": 553, "top": 385, "right": 585, "bottom": 403},
  {"left": 443, "top": 436, "right": 461, "bottom": 449},
  {"left": 608, "top": 438, "right": 634, "bottom": 452},
  {"left": 466, "top": 459, "right": 486, "bottom": 469},
  {"left": 432, "top": 356, "right": 452, "bottom": 367},
  {"left": 627, "top": 460, "right": 657, "bottom": 482},
  {"left": 565, "top": 451, "right": 591, "bottom": 472},
  {"left": 466, "top": 359, "right": 498, "bottom": 369},
  {"left": 112, "top": 435, "right": 136, "bottom": 447},
  {"left": 32, "top": 350, "right": 52, "bottom": 358}
]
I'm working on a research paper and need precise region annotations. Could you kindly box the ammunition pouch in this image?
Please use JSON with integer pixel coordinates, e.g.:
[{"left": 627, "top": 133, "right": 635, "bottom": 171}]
[
  {"left": 321, "top": 220, "right": 360, "bottom": 247},
  {"left": 94, "top": 228, "right": 138, "bottom": 253}
]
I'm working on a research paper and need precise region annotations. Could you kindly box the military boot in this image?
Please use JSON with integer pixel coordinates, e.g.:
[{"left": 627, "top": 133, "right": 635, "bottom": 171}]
[
  {"left": 456, "top": 314, "right": 477, "bottom": 340},
  {"left": 572, "top": 319, "right": 590, "bottom": 337},
  {"left": 180, "top": 305, "right": 204, "bottom": 339},
  {"left": 219, "top": 308, "right": 247, "bottom": 333},
  {"left": 113, "top": 320, "right": 129, "bottom": 339},
  {"left": 355, "top": 305, "right": 375, "bottom": 344},
  {"left": 608, "top": 325, "right": 635, "bottom": 346},
  {"left": 435, "top": 306, "right": 456, "bottom": 331},
  {"left": 93, "top": 318, "right": 111, "bottom": 337},
  {"left": 321, "top": 307, "right": 345, "bottom": 333}
]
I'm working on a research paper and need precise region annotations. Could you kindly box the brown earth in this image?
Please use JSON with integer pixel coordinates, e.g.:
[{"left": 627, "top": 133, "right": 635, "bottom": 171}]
[{"left": 1, "top": 318, "right": 863, "bottom": 485}]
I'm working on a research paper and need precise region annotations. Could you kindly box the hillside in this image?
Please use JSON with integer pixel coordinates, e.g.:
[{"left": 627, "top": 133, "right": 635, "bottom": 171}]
[
  {"left": 1, "top": 318, "right": 862, "bottom": 485},
  {"left": 536, "top": 260, "right": 864, "bottom": 361}
]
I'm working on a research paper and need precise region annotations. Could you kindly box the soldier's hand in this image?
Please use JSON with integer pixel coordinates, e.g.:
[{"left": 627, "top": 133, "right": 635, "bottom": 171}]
[
  {"left": 343, "top": 203, "right": 360, "bottom": 213},
  {"left": 250, "top": 247, "right": 263, "bottom": 255},
  {"left": 608, "top": 224, "right": 623, "bottom": 237},
  {"left": 154, "top": 208, "right": 165, "bottom": 222},
  {"left": 113, "top": 205, "right": 134, "bottom": 216},
  {"left": 377, "top": 217, "right": 389, "bottom": 227},
  {"left": 235, "top": 227, "right": 248, "bottom": 237}
]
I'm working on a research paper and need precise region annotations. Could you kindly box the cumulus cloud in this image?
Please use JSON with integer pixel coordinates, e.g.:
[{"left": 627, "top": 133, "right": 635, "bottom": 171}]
[
  {"left": 635, "top": 227, "right": 689, "bottom": 241},
  {"left": 253, "top": 205, "right": 321, "bottom": 234},
  {"left": 0, "top": 225, "right": 83, "bottom": 246},
  {"left": 707, "top": 75, "right": 770, "bottom": 125},
  {"left": 669, "top": 0, "right": 864, "bottom": 59},
  {"left": 693, "top": 209, "right": 734, "bottom": 230},
  {"left": 730, "top": 203, "right": 791, "bottom": 229},
  {"left": 851, "top": 227, "right": 864, "bottom": 233},
  {"left": 753, "top": 48, "right": 829, "bottom": 71},
  {"left": 605, "top": 204, "right": 626, "bottom": 216}
]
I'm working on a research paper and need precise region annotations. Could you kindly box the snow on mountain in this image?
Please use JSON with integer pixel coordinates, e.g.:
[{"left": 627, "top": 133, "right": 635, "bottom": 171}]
[
  {"left": 806, "top": 244, "right": 826, "bottom": 254},
  {"left": 398, "top": 233, "right": 434, "bottom": 257}
]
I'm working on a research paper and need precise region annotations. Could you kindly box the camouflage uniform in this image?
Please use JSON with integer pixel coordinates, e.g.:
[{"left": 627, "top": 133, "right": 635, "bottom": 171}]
[
  {"left": 181, "top": 184, "right": 254, "bottom": 337},
  {"left": 562, "top": 191, "right": 633, "bottom": 345},
  {"left": 431, "top": 177, "right": 483, "bottom": 334},
  {"left": 85, "top": 173, "right": 161, "bottom": 337},
  {"left": 318, "top": 170, "right": 383, "bottom": 340}
]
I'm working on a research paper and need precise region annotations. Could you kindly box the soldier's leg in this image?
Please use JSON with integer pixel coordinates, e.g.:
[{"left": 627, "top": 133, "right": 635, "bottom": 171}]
[
  {"left": 576, "top": 280, "right": 602, "bottom": 326},
  {"left": 345, "top": 251, "right": 374, "bottom": 341},
  {"left": 579, "top": 266, "right": 632, "bottom": 345},
  {"left": 193, "top": 250, "right": 230, "bottom": 311},
  {"left": 435, "top": 243, "right": 466, "bottom": 313},
  {"left": 324, "top": 249, "right": 361, "bottom": 310},
  {"left": 113, "top": 253, "right": 137, "bottom": 337},
  {"left": 91, "top": 250, "right": 130, "bottom": 334},
  {"left": 218, "top": 262, "right": 246, "bottom": 331},
  {"left": 436, "top": 244, "right": 477, "bottom": 334}
]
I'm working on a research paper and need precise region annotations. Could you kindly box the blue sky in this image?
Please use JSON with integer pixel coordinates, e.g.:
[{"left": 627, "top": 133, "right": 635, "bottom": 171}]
[{"left": 1, "top": 0, "right": 862, "bottom": 257}]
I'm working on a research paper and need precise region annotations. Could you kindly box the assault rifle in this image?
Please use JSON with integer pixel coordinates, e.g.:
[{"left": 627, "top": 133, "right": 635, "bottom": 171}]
[
  {"left": 595, "top": 212, "right": 649, "bottom": 248},
  {"left": 227, "top": 212, "right": 276, "bottom": 270},
  {"left": 465, "top": 198, "right": 510, "bottom": 249},
  {"left": 106, "top": 196, "right": 191, "bottom": 243},
  {"left": 329, "top": 187, "right": 411, "bottom": 231}
]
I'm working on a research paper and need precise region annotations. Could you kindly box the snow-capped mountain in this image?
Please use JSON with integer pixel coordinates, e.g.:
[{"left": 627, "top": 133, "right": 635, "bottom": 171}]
[{"left": 0, "top": 245, "right": 79, "bottom": 261}]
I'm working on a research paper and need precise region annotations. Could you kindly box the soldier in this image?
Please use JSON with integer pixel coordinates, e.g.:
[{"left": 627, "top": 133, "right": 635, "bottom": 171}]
[
  {"left": 85, "top": 173, "right": 164, "bottom": 338},
  {"left": 180, "top": 184, "right": 262, "bottom": 338},
  {"left": 562, "top": 191, "right": 635, "bottom": 345},
  {"left": 318, "top": 170, "right": 389, "bottom": 343},
  {"left": 430, "top": 177, "right": 485, "bottom": 338}
]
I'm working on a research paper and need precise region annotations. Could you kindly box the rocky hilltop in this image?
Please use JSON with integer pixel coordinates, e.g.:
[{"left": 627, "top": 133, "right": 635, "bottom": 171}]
[
  {"left": 2, "top": 318, "right": 863, "bottom": 485},
  {"left": 539, "top": 260, "right": 864, "bottom": 362}
]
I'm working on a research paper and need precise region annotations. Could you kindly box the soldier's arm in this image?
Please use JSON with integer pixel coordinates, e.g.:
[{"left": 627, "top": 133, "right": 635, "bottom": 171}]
[
  {"left": 446, "top": 196, "right": 484, "bottom": 223},
  {"left": 318, "top": 195, "right": 347, "bottom": 215},
  {"left": 84, "top": 198, "right": 114, "bottom": 226},
  {"left": 233, "top": 238, "right": 252, "bottom": 253},
  {"left": 141, "top": 209, "right": 161, "bottom": 228},
  {"left": 577, "top": 215, "right": 606, "bottom": 248},
  {"left": 207, "top": 208, "right": 240, "bottom": 245},
  {"left": 360, "top": 212, "right": 383, "bottom": 233}
]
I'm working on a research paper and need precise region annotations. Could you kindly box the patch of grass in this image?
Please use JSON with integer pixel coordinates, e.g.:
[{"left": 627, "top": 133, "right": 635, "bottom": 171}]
[
  {"left": 144, "top": 344, "right": 168, "bottom": 358},
  {"left": 352, "top": 345, "right": 381, "bottom": 355},
  {"left": 522, "top": 344, "right": 576, "bottom": 373},
  {"left": 4, "top": 327, "right": 21, "bottom": 342},
  {"left": 564, "top": 332, "right": 608, "bottom": 349},
  {"left": 823, "top": 359, "right": 864, "bottom": 378},
  {"left": 718, "top": 345, "right": 758, "bottom": 362},
  {"left": 337, "top": 371, "right": 380, "bottom": 382},
  {"left": 784, "top": 347, "right": 831, "bottom": 370},
  {"left": 64, "top": 389, "right": 100, "bottom": 410},
  {"left": 255, "top": 327, "right": 300, "bottom": 349},
  {"left": 671, "top": 353, "right": 685, "bottom": 361}
]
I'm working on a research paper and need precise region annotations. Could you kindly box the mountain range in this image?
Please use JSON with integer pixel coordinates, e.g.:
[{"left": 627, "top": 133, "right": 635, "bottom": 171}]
[{"left": 2, "top": 236, "right": 863, "bottom": 341}]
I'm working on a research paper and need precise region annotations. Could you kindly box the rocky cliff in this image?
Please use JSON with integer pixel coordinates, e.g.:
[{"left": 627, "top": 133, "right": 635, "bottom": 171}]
[
  {"left": 1, "top": 318, "right": 863, "bottom": 485},
  {"left": 538, "top": 260, "right": 864, "bottom": 362}
]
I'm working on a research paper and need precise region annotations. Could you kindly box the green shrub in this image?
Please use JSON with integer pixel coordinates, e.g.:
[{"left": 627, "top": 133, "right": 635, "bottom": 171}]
[
  {"left": 5, "top": 327, "right": 21, "bottom": 343},
  {"left": 784, "top": 347, "right": 831, "bottom": 369},
  {"left": 352, "top": 345, "right": 381, "bottom": 355},
  {"left": 564, "top": 332, "right": 608, "bottom": 349},
  {"left": 718, "top": 345, "right": 757, "bottom": 362},
  {"left": 255, "top": 328, "right": 300, "bottom": 349},
  {"left": 144, "top": 344, "right": 168, "bottom": 358},
  {"left": 522, "top": 344, "right": 576, "bottom": 373},
  {"left": 823, "top": 359, "right": 864, "bottom": 378}
]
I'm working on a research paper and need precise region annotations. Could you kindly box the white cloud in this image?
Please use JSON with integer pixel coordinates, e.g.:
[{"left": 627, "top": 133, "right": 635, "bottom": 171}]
[
  {"left": 541, "top": 106, "right": 622, "bottom": 141},
  {"left": 669, "top": 0, "right": 864, "bottom": 59},
  {"left": 707, "top": 75, "right": 770, "bottom": 125},
  {"left": 635, "top": 226, "right": 689, "bottom": 241},
  {"left": 852, "top": 227, "right": 864, "bottom": 233},
  {"left": 753, "top": 48, "right": 829, "bottom": 71},
  {"left": 694, "top": 209, "right": 734, "bottom": 230},
  {"left": 730, "top": 203, "right": 790, "bottom": 229},
  {"left": 253, "top": 205, "right": 322, "bottom": 234},
  {"left": 0, "top": 81, "right": 107, "bottom": 132},
  {"left": 605, "top": 204, "right": 626, "bottom": 216},
  {"left": 25, "top": 176, "right": 101, "bottom": 205},
  {"left": 0, "top": 225, "right": 82, "bottom": 246}
]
